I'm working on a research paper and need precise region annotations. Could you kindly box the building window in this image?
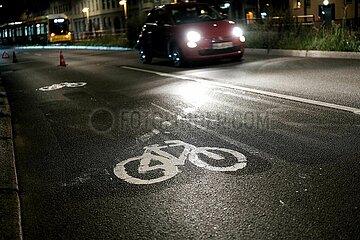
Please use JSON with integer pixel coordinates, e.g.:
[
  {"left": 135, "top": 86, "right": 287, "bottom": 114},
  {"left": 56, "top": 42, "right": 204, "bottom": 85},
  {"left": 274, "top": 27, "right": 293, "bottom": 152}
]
[
  {"left": 107, "top": 0, "right": 111, "bottom": 9},
  {"left": 102, "top": 0, "right": 106, "bottom": 9},
  {"left": 305, "top": 0, "right": 311, "bottom": 7},
  {"left": 112, "top": 0, "right": 116, "bottom": 8}
]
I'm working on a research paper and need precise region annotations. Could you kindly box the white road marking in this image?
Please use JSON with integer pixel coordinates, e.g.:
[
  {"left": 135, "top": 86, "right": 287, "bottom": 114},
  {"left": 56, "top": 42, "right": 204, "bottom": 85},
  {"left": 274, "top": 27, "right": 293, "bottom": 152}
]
[
  {"left": 123, "top": 66, "right": 360, "bottom": 115},
  {"left": 38, "top": 82, "right": 87, "bottom": 91},
  {"left": 150, "top": 103, "right": 283, "bottom": 165},
  {"left": 114, "top": 138, "right": 247, "bottom": 184}
]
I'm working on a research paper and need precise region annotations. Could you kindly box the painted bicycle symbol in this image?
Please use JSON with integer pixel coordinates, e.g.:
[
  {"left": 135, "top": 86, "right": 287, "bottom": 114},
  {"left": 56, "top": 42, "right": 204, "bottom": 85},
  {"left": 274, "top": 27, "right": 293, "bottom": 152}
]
[
  {"left": 38, "top": 82, "right": 87, "bottom": 91},
  {"left": 114, "top": 140, "right": 247, "bottom": 185}
]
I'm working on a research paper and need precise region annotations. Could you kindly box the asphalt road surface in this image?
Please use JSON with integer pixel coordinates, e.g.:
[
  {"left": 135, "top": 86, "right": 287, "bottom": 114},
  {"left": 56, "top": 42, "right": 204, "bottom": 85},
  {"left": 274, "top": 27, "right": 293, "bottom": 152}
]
[{"left": 1, "top": 49, "right": 360, "bottom": 239}]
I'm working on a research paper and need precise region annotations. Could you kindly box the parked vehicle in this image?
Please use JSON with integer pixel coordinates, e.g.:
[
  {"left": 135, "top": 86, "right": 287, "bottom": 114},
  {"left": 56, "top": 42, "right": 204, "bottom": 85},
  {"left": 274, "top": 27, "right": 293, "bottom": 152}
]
[{"left": 136, "top": 2, "right": 245, "bottom": 67}]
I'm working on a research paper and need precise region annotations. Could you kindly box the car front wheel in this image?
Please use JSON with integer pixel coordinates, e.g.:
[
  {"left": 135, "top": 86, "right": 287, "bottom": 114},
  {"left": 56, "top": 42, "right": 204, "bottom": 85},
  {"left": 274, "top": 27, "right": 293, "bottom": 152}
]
[
  {"left": 171, "top": 45, "right": 185, "bottom": 67},
  {"left": 139, "top": 47, "right": 152, "bottom": 64}
]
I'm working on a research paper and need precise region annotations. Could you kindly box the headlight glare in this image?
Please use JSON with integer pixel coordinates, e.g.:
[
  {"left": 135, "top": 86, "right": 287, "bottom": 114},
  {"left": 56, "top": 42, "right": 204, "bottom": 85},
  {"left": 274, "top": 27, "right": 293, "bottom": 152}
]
[
  {"left": 233, "top": 27, "right": 243, "bottom": 37},
  {"left": 187, "top": 31, "right": 201, "bottom": 43}
]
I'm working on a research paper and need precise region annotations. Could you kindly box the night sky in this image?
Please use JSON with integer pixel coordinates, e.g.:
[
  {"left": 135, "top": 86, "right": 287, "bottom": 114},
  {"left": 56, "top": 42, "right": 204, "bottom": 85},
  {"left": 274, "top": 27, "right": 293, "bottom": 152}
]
[
  {"left": 0, "top": 0, "right": 51, "bottom": 23},
  {"left": 0, "top": 0, "right": 290, "bottom": 24}
]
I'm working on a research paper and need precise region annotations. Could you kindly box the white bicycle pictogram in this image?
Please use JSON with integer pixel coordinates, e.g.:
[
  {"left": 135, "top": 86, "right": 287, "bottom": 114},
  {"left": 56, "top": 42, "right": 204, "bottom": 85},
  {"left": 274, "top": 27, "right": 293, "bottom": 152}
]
[
  {"left": 38, "top": 82, "right": 87, "bottom": 91},
  {"left": 114, "top": 140, "right": 247, "bottom": 185}
]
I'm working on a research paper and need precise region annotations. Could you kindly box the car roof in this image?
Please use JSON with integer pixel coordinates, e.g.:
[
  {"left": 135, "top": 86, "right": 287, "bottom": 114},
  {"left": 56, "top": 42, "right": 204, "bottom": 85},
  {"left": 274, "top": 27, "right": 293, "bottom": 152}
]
[{"left": 159, "top": 2, "right": 210, "bottom": 11}]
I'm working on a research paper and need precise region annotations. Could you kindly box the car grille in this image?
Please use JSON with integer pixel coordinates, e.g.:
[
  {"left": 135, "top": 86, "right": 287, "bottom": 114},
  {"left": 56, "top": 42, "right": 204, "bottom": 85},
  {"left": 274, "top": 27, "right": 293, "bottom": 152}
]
[{"left": 199, "top": 46, "right": 241, "bottom": 56}]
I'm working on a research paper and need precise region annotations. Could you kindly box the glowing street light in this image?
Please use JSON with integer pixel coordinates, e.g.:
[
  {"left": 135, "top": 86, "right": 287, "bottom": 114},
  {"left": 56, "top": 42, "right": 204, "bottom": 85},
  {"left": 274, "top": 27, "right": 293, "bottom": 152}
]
[
  {"left": 82, "top": 7, "right": 90, "bottom": 32},
  {"left": 323, "top": 0, "right": 329, "bottom": 5},
  {"left": 119, "top": 0, "right": 127, "bottom": 20}
]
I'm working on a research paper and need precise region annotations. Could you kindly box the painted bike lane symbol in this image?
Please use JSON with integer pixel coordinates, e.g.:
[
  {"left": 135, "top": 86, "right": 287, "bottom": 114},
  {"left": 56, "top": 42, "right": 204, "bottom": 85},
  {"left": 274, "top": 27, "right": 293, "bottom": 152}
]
[
  {"left": 38, "top": 82, "right": 87, "bottom": 91},
  {"left": 114, "top": 140, "right": 247, "bottom": 185}
]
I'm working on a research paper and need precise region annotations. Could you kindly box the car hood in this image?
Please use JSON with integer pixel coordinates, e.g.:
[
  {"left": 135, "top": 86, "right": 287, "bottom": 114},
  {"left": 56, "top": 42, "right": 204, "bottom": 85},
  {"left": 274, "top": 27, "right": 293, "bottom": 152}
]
[{"left": 176, "top": 20, "right": 237, "bottom": 38}]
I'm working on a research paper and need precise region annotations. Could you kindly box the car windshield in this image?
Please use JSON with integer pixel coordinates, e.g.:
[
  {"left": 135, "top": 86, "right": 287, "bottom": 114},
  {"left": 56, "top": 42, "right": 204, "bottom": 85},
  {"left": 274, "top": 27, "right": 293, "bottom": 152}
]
[{"left": 170, "top": 5, "right": 223, "bottom": 24}]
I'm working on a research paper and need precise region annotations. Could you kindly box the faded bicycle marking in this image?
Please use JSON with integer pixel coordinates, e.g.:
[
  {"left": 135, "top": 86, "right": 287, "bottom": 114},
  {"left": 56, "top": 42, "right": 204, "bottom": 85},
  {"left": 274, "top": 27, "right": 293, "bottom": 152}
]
[
  {"left": 38, "top": 82, "right": 87, "bottom": 91},
  {"left": 114, "top": 140, "right": 247, "bottom": 185}
]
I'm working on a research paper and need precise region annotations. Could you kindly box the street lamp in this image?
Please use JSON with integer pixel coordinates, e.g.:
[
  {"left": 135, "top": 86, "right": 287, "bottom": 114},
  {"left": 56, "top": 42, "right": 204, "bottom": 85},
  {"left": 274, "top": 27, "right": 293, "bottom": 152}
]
[
  {"left": 82, "top": 7, "right": 90, "bottom": 32},
  {"left": 323, "top": 0, "right": 329, "bottom": 5},
  {"left": 119, "top": 0, "right": 127, "bottom": 20}
]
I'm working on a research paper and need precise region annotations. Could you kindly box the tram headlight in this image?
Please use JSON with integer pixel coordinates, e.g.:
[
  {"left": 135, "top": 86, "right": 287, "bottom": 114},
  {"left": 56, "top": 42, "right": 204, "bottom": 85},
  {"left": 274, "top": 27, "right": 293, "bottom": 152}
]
[{"left": 50, "top": 33, "right": 56, "bottom": 37}]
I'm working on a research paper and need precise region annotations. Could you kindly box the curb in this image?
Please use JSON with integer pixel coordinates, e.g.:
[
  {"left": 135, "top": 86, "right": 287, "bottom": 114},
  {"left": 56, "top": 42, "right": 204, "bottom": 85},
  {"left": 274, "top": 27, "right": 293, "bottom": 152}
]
[
  {"left": 15, "top": 45, "right": 133, "bottom": 51},
  {"left": 10, "top": 45, "right": 360, "bottom": 60},
  {"left": 246, "top": 48, "right": 360, "bottom": 60},
  {"left": 0, "top": 80, "right": 23, "bottom": 240}
]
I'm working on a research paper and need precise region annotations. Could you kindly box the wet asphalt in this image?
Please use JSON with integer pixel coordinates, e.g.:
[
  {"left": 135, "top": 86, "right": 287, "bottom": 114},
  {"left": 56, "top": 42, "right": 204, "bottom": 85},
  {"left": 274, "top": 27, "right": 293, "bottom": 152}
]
[{"left": 0, "top": 49, "right": 359, "bottom": 239}]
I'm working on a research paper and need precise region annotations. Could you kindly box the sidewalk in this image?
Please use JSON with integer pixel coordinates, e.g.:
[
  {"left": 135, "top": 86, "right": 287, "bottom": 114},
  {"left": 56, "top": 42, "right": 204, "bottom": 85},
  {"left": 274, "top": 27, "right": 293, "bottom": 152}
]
[
  {"left": 0, "top": 79, "right": 22, "bottom": 240},
  {"left": 246, "top": 48, "right": 360, "bottom": 59}
]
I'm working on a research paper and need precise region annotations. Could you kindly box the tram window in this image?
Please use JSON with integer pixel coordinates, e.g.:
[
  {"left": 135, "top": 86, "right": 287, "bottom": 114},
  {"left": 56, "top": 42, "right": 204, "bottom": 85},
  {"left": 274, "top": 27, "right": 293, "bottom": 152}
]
[
  {"left": 41, "top": 23, "right": 47, "bottom": 34},
  {"left": 36, "top": 24, "right": 41, "bottom": 35},
  {"left": 28, "top": 26, "right": 34, "bottom": 36},
  {"left": 17, "top": 27, "right": 22, "bottom": 37}
]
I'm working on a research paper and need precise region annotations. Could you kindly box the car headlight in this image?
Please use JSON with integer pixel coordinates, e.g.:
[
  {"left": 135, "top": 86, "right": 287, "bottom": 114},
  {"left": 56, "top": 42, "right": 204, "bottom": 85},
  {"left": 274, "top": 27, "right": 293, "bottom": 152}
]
[
  {"left": 232, "top": 27, "right": 243, "bottom": 37},
  {"left": 187, "top": 31, "right": 201, "bottom": 43}
]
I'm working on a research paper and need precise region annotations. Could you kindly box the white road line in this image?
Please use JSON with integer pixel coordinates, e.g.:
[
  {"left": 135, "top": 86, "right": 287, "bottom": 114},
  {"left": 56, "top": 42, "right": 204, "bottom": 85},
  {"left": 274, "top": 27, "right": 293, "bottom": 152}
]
[{"left": 123, "top": 66, "right": 360, "bottom": 115}]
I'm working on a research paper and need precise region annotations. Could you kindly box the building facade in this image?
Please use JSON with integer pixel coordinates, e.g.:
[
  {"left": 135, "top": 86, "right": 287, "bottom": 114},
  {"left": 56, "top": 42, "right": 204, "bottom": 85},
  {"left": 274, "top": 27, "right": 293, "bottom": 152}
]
[
  {"left": 290, "top": 0, "right": 359, "bottom": 26},
  {"left": 45, "top": 0, "right": 175, "bottom": 39},
  {"left": 21, "top": 0, "right": 358, "bottom": 41}
]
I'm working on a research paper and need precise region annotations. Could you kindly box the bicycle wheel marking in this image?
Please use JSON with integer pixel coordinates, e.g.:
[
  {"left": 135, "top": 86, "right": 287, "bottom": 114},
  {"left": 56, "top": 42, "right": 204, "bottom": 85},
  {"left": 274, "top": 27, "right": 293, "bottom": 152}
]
[
  {"left": 114, "top": 140, "right": 247, "bottom": 185},
  {"left": 114, "top": 155, "right": 179, "bottom": 185},
  {"left": 38, "top": 82, "right": 87, "bottom": 91},
  {"left": 189, "top": 147, "right": 247, "bottom": 172}
]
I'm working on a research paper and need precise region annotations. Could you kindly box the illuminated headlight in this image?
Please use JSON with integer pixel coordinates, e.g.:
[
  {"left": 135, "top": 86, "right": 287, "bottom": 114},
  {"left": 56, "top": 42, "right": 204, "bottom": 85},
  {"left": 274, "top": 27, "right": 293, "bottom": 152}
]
[
  {"left": 232, "top": 27, "right": 243, "bottom": 37},
  {"left": 187, "top": 31, "right": 201, "bottom": 43},
  {"left": 51, "top": 33, "right": 56, "bottom": 37},
  {"left": 186, "top": 31, "right": 200, "bottom": 48},
  {"left": 187, "top": 42, "right": 197, "bottom": 48},
  {"left": 233, "top": 27, "right": 245, "bottom": 42}
]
